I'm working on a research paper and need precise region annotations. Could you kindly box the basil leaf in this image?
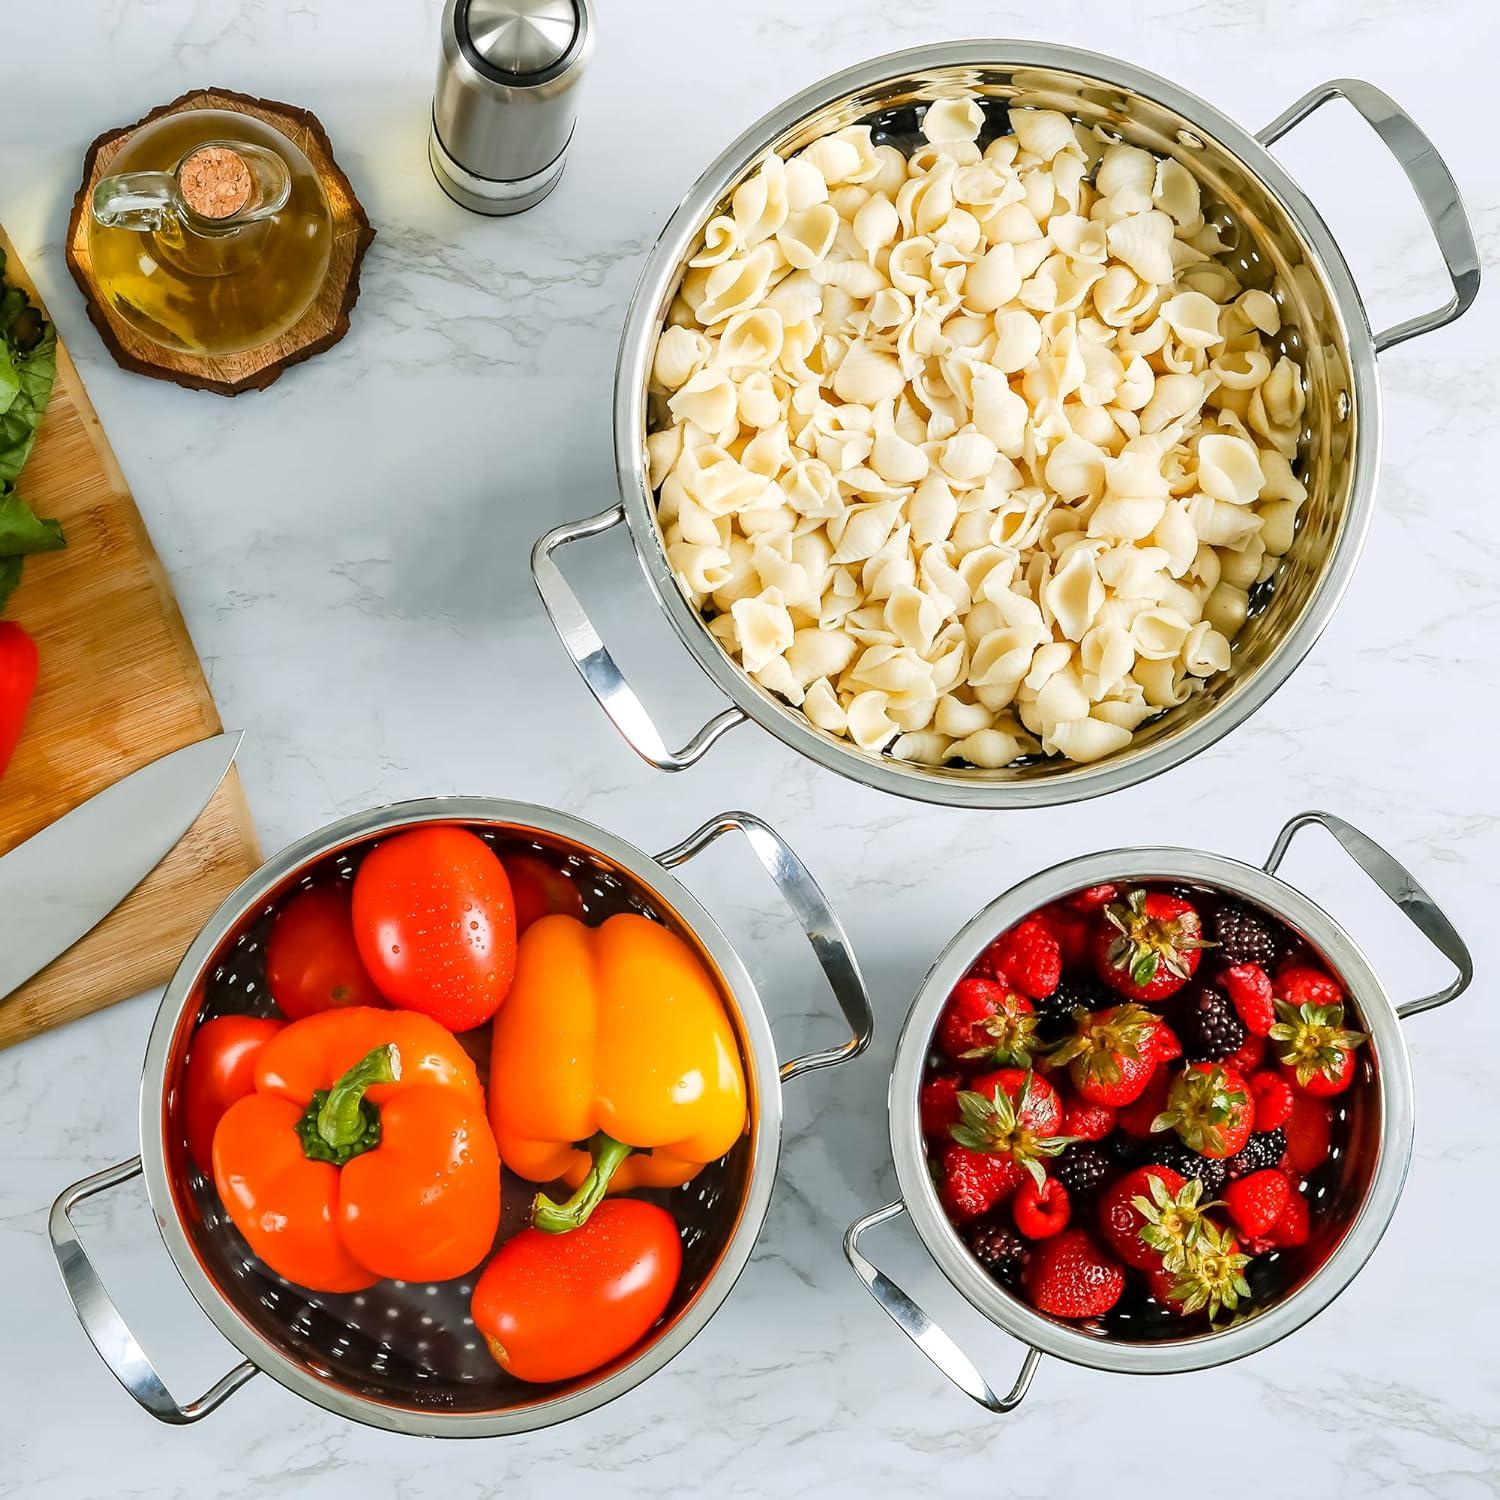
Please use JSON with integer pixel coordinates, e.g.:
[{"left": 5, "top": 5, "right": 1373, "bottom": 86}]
[
  {"left": 0, "top": 251, "right": 57, "bottom": 486},
  {"left": 0, "top": 555, "right": 19, "bottom": 614},
  {"left": 0, "top": 488, "right": 64, "bottom": 556},
  {"left": 0, "top": 324, "right": 55, "bottom": 484},
  {"left": 0, "top": 345, "right": 18, "bottom": 416}
]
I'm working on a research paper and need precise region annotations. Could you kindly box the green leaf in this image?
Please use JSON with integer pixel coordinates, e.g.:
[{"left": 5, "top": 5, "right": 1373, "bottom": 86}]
[
  {"left": 0, "top": 345, "right": 19, "bottom": 416},
  {"left": 0, "top": 252, "right": 57, "bottom": 489},
  {"left": 0, "top": 322, "right": 55, "bottom": 485},
  {"left": 0, "top": 488, "right": 64, "bottom": 557},
  {"left": 0, "top": 555, "right": 21, "bottom": 613}
]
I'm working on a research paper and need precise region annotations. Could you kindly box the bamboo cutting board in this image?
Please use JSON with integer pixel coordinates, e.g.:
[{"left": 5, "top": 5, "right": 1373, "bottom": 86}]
[{"left": 0, "top": 227, "right": 261, "bottom": 1049}]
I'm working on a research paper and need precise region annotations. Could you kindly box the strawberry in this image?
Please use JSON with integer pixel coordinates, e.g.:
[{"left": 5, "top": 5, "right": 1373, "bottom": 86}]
[
  {"left": 1012, "top": 1175, "right": 1071, "bottom": 1239},
  {"left": 1037, "top": 902, "right": 1091, "bottom": 970},
  {"left": 1066, "top": 883, "right": 1119, "bottom": 912},
  {"left": 1146, "top": 1264, "right": 1195, "bottom": 1314},
  {"left": 1097, "top": 1164, "right": 1209, "bottom": 1270},
  {"left": 1093, "top": 888, "right": 1213, "bottom": 1003},
  {"left": 1223, "top": 1169, "right": 1291, "bottom": 1238},
  {"left": 1061, "top": 1098, "right": 1116, "bottom": 1141},
  {"left": 967, "top": 1067, "right": 1065, "bottom": 1137},
  {"left": 936, "top": 977, "right": 1039, "bottom": 1065},
  {"left": 983, "top": 917, "right": 1062, "bottom": 1001},
  {"left": 1023, "top": 1229, "right": 1125, "bottom": 1319},
  {"left": 1262, "top": 1186, "right": 1310, "bottom": 1248},
  {"left": 950, "top": 1069, "right": 1074, "bottom": 1192},
  {"left": 1048, "top": 1004, "right": 1159, "bottom": 1107},
  {"left": 937, "top": 1141, "right": 1023, "bottom": 1222},
  {"left": 1152, "top": 1062, "right": 1254, "bottom": 1159},
  {"left": 1148, "top": 1220, "right": 1251, "bottom": 1317},
  {"left": 1276, "top": 964, "right": 1345, "bottom": 1010},
  {"left": 1116, "top": 1067, "right": 1172, "bottom": 1137},
  {"left": 1283, "top": 1094, "right": 1334, "bottom": 1172},
  {"left": 920, "top": 1074, "right": 961, "bottom": 1139},
  {"left": 1269, "top": 991, "right": 1366, "bottom": 1096},
  {"left": 1247, "top": 1071, "right": 1294, "bottom": 1131},
  {"left": 1223, "top": 963, "right": 1275, "bottom": 1036},
  {"left": 1228, "top": 1032, "right": 1265, "bottom": 1073}
]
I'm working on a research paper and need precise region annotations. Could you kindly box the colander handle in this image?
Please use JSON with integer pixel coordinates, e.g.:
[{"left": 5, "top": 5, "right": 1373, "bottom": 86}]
[
  {"left": 843, "top": 1200, "right": 1041, "bottom": 1413},
  {"left": 1257, "top": 80, "right": 1480, "bottom": 352},
  {"left": 656, "top": 811, "right": 873, "bottom": 1081},
  {"left": 49, "top": 1156, "right": 258, "bottom": 1424},
  {"left": 1264, "top": 810, "right": 1473, "bottom": 1019},
  {"left": 532, "top": 503, "right": 748, "bottom": 771}
]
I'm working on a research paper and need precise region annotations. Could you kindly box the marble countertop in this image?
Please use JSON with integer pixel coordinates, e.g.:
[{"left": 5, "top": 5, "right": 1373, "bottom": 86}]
[{"left": 3, "top": 2, "right": 1497, "bottom": 1495}]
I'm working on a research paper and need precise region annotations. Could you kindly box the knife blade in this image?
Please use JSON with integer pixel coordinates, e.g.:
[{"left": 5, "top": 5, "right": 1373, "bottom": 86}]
[{"left": 0, "top": 731, "right": 244, "bottom": 1000}]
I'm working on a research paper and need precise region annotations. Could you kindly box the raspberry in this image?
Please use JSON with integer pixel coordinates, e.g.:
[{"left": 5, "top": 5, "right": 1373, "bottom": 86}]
[
  {"left": 985, "top": 917, "right": 1062, "bottom": 1000},
  {"left": 1247, "top": 1071, "right": 1294, "bottom": 1131},
  {"left": 1223, "top": 963, "right": 1275, "bottom": 1036},
  {"left": 920, "top": 1074, "right": 961, "bottom": 1139},
  {"left": 1012, "top": 1176, "right": 1071, "bottom": 1239}
]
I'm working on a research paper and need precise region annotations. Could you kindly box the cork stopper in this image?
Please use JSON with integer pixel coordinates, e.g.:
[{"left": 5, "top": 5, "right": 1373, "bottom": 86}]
[{"left": 178, "top": 146, "right": 253, "bottom": 219}]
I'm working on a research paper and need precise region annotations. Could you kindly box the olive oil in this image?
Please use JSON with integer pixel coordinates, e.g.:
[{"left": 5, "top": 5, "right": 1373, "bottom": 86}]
[{"left": 88, "top": 109, "right": 332, "bottom": 358}]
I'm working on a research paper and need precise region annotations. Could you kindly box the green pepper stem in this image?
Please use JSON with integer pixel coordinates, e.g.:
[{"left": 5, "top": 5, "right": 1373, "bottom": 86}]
[
  {"left": 296, "top": 1044, "right": 400, "bottom": 1166},
  {"left": 531, "top": 1132, "right": 634, "bottom": 1234}
]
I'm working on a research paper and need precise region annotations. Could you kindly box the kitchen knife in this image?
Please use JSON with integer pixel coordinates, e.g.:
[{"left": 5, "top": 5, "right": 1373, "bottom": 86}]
[{"left": 0, "top": 731, "right": 243, "bottom": 1000}]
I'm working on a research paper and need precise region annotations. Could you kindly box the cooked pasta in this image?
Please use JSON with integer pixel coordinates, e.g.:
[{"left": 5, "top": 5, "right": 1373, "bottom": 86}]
[{"left": 648, "top": 99, "right": 1307, "bottom": 767}]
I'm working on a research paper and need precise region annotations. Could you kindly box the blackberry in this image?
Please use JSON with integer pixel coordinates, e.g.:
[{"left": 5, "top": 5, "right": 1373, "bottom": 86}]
[
  {"left": 1053, "top": 1144, "right": 1111, "bottom": 1202},
  {"left": 1213, "top": 902, "right": 1281, "bottom": 968},
  {"left": 1179, "top": 982, "right": 1246, "bottom": 1061},
  {"left": 1226, "top": 1127, "right": 1287, "bottom": 1179},
  {"left": 1146, "top": 1142, "right": 1229, "bottom": 1197},
  {"left": 963, "top": 1219, "right": 1029, "bottom": 1288},
  {"left": 1109, "top": 1131, "right": 1151, "bottom": 1165},
  {"left": 1035, "top": 974, "right": 1112, "bottom": 1041}
]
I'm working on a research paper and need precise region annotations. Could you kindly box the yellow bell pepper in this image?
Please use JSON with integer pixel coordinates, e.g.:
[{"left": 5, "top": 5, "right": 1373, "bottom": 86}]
[{"left": 488, "top": 912, "right": 748, "bottom": 1232}]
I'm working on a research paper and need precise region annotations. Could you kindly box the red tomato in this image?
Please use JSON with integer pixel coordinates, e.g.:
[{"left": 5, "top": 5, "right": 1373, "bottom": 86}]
[
  {"left": 265, "top": 884, "right": 385, "bottom": 1020},
  {"left": 471, "top": 1200, "right": 681, "bottom": 1383},
  {"left": 183, "top": 1015, "right": 283, "bottom": 1169},
  {"left": 502, "top": 852, "right": 584, "bottom": 935},
  {"left": 352, "top": 826, "right": 516, "bottom": 1031}
]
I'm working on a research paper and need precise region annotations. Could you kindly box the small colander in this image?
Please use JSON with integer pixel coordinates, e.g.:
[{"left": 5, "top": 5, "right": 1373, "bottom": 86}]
[
  {"left": 844, "top": 811, "right": 1470, "bottom": 1408},
  {"left": 51, "top": 798, "right": 872, "bottom": 1436}
]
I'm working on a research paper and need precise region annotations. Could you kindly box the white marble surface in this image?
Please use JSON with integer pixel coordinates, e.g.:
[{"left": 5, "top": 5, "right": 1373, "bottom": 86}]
[{"left": 3, "top": 1, "right": 1498, "bottom": 1494}]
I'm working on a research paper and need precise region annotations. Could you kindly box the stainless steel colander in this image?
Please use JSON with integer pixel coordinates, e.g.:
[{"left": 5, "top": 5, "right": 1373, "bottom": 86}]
[
  {"left": 50, "top": 799, "right": 873, "bottom": 1436},
  {"left": 532, "top": 43, "right": 1479, "bottom": 807},
  {"left": 843, "top": 810, "right": 1471, "bottom": 1408}
]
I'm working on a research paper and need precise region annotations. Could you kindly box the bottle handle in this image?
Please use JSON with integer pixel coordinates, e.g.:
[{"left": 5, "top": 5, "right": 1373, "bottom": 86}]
[
  {"left": 92, "top": 142, "right": 292, "bottom": 234},
  {"left": 92, "top": 172, "right": 180, "bottom": 231}
]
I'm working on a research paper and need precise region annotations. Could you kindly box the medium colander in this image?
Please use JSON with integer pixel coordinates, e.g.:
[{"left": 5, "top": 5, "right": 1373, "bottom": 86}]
[{"left": 51, "top": 798, "right": 873, "bottom": 1436}]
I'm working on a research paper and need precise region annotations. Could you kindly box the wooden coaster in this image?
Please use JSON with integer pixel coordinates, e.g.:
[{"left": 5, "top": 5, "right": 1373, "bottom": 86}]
[{"left": 65, "top": 87, "right": 375, "bottom": 397}]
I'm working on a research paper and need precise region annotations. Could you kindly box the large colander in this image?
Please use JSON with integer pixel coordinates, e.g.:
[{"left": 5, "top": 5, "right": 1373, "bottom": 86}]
[
  {"left": 843, "top": 811, "right": 1471, "bottom": 1407},
  {"left": 533, "top": 43, "right": 1478, "bottom": 806},
  {"left": 50, "top": 799, "right": 873, "bottom": 1436}
]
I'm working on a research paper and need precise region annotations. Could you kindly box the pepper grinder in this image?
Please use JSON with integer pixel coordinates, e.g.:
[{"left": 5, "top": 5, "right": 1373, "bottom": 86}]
[{"left": 430, "top": 0, "right": 595, "bottom": 215}]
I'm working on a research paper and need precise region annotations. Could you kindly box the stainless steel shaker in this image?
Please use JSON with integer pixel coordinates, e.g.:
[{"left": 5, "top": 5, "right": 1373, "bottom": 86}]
[{"left": 430, "top": 0, "right": 595, "bottom": 215}]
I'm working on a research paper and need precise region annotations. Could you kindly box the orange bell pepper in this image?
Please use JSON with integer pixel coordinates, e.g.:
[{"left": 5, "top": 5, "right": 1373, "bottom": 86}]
[
  {"left": 213, "top": 1007, "right": 501, "bottom": 1292},
  {"left": 489, "top": 912, "right": 747, "bottom": 1232}
]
